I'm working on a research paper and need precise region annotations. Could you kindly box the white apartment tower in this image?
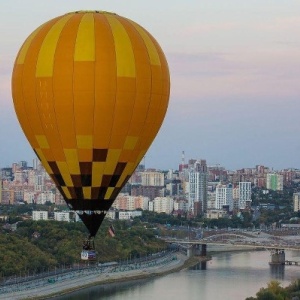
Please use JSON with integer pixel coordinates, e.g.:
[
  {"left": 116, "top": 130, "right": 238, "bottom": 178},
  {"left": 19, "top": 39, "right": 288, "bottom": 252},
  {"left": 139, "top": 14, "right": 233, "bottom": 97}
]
[
  {"left": 188, "top": 160, "right": 208, "bottom": 214},
  {"left": 239, "top": 182, "right": 252, "bottom": 209},
  {"left": 215, "top": 183, "right": 233, "bottom": 211}
]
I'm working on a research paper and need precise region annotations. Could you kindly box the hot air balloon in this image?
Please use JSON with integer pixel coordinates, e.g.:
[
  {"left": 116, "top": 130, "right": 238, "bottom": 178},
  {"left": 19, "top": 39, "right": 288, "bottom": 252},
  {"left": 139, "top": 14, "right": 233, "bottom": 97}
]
[{"left": 11, "top": 10, "right": 170, "bottom": 259}]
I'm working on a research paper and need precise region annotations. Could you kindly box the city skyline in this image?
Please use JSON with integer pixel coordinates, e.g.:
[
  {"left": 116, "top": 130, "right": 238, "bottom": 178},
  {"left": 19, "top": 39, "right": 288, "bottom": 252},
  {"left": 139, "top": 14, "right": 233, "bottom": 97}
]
[
  {"left": 1, "top": 1, "right": 300, "bottom": 171},
  {"left": 0, "top": 156, "right": 297, "bottom": 173},
  {"left": 0, "top": 155, "right": 291, "bottom": 212}
]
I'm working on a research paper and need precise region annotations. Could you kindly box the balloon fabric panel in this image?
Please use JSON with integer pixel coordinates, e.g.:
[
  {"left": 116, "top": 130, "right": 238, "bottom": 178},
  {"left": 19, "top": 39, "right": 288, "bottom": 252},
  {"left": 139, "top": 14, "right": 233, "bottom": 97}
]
[
  {"left": 53, "top": 14, "right": 81, "bottom": 150},
  {"left": 12, "top": 11, "right": 170, "bottom": 237}
]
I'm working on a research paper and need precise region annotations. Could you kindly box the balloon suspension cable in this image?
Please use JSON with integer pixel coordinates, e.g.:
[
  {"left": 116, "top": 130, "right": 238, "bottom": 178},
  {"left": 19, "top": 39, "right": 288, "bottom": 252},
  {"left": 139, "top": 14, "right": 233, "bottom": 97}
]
[{"left": 82, "top": 235, "right": 95, "bottom": 251}]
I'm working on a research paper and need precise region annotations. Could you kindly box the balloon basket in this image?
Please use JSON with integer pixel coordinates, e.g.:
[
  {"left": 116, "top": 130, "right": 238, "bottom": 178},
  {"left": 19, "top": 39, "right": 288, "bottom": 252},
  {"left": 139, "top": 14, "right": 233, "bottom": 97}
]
[
  {"left": 81, "top": 250, "right": 96, "bottom": 261},
  {"left": 81, "top": 237, "right": 96, "bottom": 261}
]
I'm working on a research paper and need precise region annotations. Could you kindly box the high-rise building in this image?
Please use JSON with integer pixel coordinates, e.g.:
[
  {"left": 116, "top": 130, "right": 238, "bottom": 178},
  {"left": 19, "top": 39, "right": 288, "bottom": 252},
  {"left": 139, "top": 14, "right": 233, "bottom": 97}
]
[
  {"left": 254, "top": 177, "right": 266, "bottom": 188},
  {"left": 188, "top": 160, "right": 208, "bottom": 214},
  {"left": 13, "top": 170, "right": 25, "bottom": 184},
  {"left": 131, "top": 185, "right": 164, "bottom": 200},
  {"left": 18, "top": 161, "right": 28, "bottom": 169},
  {"left": 256, "top": 165, "right": 265, "bottom": 174},
  {"left": 0, "top": 168, "right": 13, "bottom": 181},
  {"left": 129, "top": 164, "right": 144, "bottom": 185},
  {"left": 33, "top": 158, "right": 39, "bottom": 170},
  {"left": 293, "top": 192, "right": 300, "bottom": 212},
  {"left": 239, "top": 182, "right": 252, "bottom": 209},
  {"left": 141, "top": 170, "right": 165, "bottom": 186},
  {"left": 153, "top": 196, "right": 174, "bottom": 214},
  {"left": 207, "top": 191, "right": 216, "bottom": 210},
  {"left": 173, "top": 199, "right": 188, "bottom": 212},
  {"left": 24, "top": 191, "right": 35, "bottom": 204},
  {"left": 215, "top": 183, "right": 233, "bottom": 211},
  {"left": 36, "top": 191, "right": 56, "bottom": 204},
  {"left": 266, "top": 173, "right": 283, "bottom": 191},
  {"left": 232, "top": 186, "right": 240, "bottom": 211},
  {"left": 112, "top": 194, "right": 149, "bottom": 210},
  {"left": 27, "top": 170, "right": 36, "bottom": 186},
  {"left": 208, "top": 165, "right": 227, "bottom": 182},
  {"left": 1, "top": 190, "right": 15, "bottom": 205}
]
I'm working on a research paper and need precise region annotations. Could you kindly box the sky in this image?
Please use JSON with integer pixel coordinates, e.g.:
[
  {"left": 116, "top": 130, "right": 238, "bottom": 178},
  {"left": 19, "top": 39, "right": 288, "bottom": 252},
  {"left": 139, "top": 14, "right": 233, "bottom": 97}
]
[{"left": 1, "top": 0, "right": 300, "bottom": 171}]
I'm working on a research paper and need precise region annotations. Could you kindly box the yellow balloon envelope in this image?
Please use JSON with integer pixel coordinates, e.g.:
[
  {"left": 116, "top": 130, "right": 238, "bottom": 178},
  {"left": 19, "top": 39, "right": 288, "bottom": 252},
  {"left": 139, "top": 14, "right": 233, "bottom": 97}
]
[{"left": 11, "top": 11, "right": 170, "bottom": 236}]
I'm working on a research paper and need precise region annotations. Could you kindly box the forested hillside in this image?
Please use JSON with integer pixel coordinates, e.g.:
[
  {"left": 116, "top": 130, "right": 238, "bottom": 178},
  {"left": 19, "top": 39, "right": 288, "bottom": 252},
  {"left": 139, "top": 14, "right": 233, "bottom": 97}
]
[{"left": 0, "top": 219, "right": 166, "bottom": 277}]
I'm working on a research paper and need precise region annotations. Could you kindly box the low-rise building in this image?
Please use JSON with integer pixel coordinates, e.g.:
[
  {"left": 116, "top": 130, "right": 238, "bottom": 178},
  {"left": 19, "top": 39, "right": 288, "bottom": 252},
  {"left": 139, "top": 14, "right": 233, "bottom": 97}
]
[
  {"left": 32, "top": 210, "right": 48, "bottom": 221},
  {"left": 205, "top": 209, "right": 228, "bottom": 219},
  {"left": 54, "top": 211, "right": 70, "bottom": 222},
  {"left": 116, "top": 210, "right": 142, "bottom": 220}
]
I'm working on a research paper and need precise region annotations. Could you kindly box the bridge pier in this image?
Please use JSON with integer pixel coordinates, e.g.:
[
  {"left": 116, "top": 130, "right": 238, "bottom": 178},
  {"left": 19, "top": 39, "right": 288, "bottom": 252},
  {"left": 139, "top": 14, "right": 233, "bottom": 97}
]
[
  {"left": 270, "top": 249, "right": 285, "bottom": 265},
  {"left": 187, "top": 244, "right": 207, "bottom": 258},
  {"left": 187, "top": 246, "right": 193, "bottom": 258}
]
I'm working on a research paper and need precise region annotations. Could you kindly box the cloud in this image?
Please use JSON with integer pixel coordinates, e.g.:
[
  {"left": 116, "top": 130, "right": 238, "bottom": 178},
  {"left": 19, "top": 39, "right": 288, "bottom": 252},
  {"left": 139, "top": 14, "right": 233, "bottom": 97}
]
[{"left": 167, "top": 49, "right": 300, "bottom": 102}]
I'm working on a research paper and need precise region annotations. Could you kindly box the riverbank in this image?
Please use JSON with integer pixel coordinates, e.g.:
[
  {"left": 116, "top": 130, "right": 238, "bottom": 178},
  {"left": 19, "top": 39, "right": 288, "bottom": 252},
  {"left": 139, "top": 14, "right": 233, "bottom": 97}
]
[
  {"left": 53, "top": 250, "right": 300, "bottom": 300},
  {"left": 0, "top": 253, "right": 208, "bottom": 300}
]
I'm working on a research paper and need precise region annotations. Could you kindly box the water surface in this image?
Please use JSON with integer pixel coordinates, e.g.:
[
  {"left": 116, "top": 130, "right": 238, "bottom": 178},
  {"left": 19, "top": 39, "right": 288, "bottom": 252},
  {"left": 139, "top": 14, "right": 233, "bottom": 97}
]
[{"left": 55, "top": 250, "right": 300, "bottom": 300}]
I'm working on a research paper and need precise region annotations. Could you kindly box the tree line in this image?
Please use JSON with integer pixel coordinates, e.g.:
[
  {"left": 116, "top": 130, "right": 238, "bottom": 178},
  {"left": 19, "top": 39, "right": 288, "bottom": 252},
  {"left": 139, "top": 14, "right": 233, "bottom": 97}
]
[
  {"left": 246, "top": 280, "right": 300, "bottom": 300},
  {"left": 0, "top": 218, "right": 165, "bottom": 278}
]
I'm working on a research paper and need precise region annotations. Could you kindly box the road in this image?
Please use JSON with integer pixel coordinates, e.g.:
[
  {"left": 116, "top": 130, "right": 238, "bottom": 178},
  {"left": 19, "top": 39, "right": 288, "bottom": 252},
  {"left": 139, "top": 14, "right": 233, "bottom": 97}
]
[{"left": 0, "top": 253, "right": 189, "bottom": 300}]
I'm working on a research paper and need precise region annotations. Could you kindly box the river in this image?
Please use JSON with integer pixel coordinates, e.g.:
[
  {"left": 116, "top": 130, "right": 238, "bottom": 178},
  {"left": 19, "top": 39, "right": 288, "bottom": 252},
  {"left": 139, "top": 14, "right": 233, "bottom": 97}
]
[{"left": 54, "top": 250, "right": 300, "bottom": 300}]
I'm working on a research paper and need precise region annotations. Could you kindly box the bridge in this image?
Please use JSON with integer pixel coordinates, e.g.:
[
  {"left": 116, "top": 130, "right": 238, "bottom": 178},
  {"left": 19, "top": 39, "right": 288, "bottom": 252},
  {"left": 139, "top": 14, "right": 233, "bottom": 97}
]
[{"left": 163, "top": 232, "right": 300, "bottom": 264}]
